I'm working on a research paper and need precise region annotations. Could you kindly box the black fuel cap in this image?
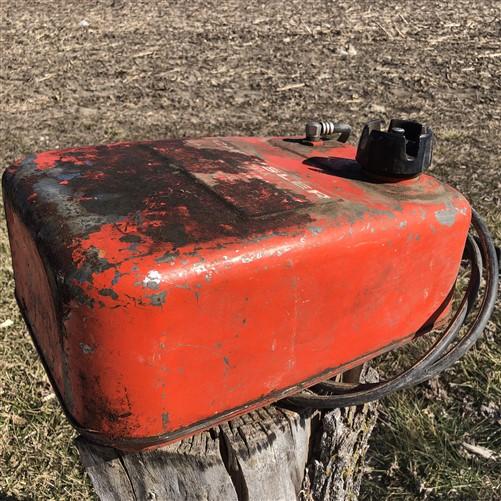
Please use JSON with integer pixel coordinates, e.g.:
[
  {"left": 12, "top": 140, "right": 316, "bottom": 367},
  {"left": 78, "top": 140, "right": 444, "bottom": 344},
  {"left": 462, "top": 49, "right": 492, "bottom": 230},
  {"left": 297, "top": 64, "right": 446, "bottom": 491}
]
[{"left": 356, "top": 119, "right": 433, "bottom": 178}]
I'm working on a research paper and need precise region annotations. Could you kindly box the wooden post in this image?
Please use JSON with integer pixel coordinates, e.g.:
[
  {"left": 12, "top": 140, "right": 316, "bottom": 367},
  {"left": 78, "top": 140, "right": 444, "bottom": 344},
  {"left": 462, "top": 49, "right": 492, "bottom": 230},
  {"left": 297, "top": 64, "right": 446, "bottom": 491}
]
[{"left": 76, "top": 368, "right": 378, "bottom": 501}]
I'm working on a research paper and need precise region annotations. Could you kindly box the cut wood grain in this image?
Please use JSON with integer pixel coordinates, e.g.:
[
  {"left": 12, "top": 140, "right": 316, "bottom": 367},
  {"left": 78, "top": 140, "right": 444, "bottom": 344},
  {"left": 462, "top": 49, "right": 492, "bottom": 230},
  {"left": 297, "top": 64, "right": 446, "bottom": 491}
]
[
  {"left": 77, "top": 367, "right": 379, "bottom": 501},
  {"left": 76, "top": 439, "right": 135, "bottom": 501}
]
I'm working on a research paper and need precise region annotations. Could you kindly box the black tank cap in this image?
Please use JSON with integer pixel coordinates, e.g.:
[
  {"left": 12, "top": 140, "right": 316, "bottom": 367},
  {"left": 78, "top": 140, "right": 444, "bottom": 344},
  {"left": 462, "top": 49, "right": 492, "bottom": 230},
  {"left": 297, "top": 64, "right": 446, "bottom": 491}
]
[{"left": 356, "top": 119, "right": 433, "bottom": 178}]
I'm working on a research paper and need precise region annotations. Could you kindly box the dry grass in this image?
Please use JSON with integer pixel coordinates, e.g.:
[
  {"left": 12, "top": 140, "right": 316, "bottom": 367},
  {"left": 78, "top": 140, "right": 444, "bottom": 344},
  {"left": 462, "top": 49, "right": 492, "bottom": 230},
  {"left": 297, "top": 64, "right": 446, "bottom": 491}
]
[{"left": 1, "top": 1, "right": 500, "bottom": 499}]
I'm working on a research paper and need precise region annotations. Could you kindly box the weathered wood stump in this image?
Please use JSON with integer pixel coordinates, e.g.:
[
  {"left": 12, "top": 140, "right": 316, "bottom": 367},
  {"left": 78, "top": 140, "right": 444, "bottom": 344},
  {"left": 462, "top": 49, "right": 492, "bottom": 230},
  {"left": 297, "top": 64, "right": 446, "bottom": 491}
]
[{"left": 76, "top": 368, "right": 378, "bottom": 501}]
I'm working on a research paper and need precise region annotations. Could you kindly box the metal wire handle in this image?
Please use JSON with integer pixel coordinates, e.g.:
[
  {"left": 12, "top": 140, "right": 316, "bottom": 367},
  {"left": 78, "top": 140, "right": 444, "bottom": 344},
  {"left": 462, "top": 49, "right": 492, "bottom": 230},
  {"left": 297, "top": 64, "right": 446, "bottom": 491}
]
[{"left": 305, "top": 120, "right": 352, "bottom": 143}]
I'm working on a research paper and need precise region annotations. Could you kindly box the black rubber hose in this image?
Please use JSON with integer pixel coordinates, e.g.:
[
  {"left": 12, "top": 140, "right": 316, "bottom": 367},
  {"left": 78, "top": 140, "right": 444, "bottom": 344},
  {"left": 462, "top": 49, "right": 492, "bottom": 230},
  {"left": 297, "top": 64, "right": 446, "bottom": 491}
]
[
  {"left": 285, "top": 209, "right": 499, "bottom": 409},
  {"left": 315, "top": 234, "right": 480, "bottom": 395},
  {"left": 412, "top": 209, "right": 498, "bottom": 383},
  {"left": 285, "top": 237, "right": 480, "bottom": 407}
]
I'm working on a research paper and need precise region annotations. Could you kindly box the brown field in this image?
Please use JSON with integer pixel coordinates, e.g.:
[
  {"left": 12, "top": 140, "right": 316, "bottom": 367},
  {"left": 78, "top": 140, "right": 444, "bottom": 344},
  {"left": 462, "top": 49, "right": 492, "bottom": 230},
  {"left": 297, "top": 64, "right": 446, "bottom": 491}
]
[{"left": 1, "top": 1, "right": 500, "bottom": 499}]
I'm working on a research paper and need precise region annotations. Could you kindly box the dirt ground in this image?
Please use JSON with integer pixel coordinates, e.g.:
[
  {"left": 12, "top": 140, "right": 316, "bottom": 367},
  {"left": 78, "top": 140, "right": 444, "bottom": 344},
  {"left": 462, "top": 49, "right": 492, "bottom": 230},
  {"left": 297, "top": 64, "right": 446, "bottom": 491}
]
[{"left": 1, "top": 1, "right": 500, "bottom": 499}]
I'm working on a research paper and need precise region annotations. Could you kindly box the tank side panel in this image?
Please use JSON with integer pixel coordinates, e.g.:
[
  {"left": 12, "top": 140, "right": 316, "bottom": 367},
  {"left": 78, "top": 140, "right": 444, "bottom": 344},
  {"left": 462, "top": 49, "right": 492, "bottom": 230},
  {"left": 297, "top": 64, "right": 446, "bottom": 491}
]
[
  {"left": 61, "top": 190, "right": 470, "bottom": 442},
  {"left": 3, "top": 201, "right": 68, "bottom": 400}
]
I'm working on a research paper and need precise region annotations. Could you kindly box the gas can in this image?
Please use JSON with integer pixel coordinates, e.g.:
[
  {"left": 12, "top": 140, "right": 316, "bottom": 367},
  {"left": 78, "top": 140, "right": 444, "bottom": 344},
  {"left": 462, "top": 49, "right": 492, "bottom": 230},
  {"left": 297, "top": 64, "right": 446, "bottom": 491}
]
[{"left": 2, "top": 123, "right": 471, "bottom": 449}]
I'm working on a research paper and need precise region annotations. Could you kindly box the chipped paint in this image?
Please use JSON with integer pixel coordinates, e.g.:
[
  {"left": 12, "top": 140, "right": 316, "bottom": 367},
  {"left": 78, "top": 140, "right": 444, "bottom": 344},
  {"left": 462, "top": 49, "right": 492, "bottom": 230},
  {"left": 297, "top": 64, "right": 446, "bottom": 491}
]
[
  {"left": 308, "top": 225, "right": 323, "bottom": 235},
  {"left": 147, "top": 291, "right": 166, "bottom": 307},
  {"left": 111, "top": 270, "right": 124, "bottom": 286},
  {"left": 155, "top": 250, "right": 179, "bottom": 263},
  {"left": 162, "top": 412, "right": 169, "bottom": 429},
  {"left": 99, "top": 288, "right": 118, "bottom": 300},
  {"left": 2, "top": 133, "right": 472, "bottom": 449},
  {"left": 143, "top": 270, "right": 162, "bottom": 289},
  {"left": 79, "top": 343, "right": 94, "bottom": 354},
  {"left": 435, "top": 207, "right": 457, "bottom": 227}
]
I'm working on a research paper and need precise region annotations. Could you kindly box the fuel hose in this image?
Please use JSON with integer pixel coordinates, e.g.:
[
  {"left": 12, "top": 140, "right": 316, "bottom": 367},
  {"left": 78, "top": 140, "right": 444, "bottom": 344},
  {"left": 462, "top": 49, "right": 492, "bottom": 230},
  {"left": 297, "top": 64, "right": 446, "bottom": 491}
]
[{"left": 285, "top": 208, "right": 499, "bottom": 409}]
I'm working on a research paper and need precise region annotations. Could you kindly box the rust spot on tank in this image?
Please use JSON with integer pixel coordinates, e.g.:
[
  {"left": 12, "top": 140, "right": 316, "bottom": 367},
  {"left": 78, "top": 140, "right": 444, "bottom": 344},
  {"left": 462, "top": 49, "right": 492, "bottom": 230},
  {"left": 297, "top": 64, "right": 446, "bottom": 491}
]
[
  {"left": 162, "top": 412, "right": 169, "bottom": 430},
  {"left": 79, "top": 342, "right": 94, "bottom": 354},
  {"left": 119, "top": 234, "right": 142, "bottom": 243},
  {"left": 111, "top": 270, "right": 125, "bottom": 285},
  {"left": 3, "top": 140, "right": 314, "bottom": 311},
  {"left": 99, "top": 288, "right": 119, "bottom": 300},
  {"left": 147, "top": 291, "right": 167, "bottom": 307},
  {"left": 435, "top": 207, "right": 457, "bottom": 227},
  {"left": 155, "top": 250, "right": 179, "bottom": 263},
  {"left": 76, "top": 371, "right": 139, "bottom": 436}
]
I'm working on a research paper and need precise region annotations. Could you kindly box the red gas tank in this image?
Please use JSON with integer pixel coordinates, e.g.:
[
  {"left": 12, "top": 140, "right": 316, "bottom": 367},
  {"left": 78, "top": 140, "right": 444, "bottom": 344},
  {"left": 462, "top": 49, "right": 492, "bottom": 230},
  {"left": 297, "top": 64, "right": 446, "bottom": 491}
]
[{"left": 2, "top": 123, "right": 471, "bottom": 450}]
